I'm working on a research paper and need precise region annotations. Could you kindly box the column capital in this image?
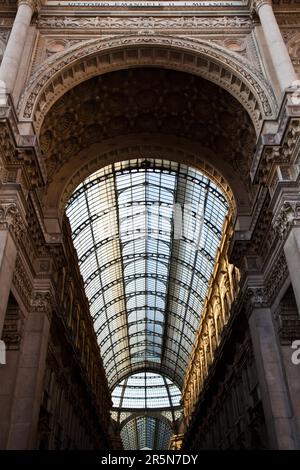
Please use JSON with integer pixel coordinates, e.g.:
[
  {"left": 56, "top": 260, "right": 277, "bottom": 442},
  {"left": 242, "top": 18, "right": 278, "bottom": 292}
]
[
  {"left": 17, "top": 0, "right": 41, "bottom": 12},
  {"left": 30, "top": 291, "right": 55, "bottom": 321},
  {"left": 0, "top": 200, "right": 26, "bottom": 243},
  {"left": 273, "top": 200, "right": 300, "bottom": 239},
  {"left": 246, "top": 286, "right": 269, "bottom": 311},
  {"left": 251, "top": 0, "right": 272, "bottom": 12}
]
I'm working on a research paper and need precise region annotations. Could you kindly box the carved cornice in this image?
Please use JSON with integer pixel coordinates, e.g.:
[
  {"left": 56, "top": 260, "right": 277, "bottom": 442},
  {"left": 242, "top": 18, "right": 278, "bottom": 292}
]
[
  {"left": 0, "top": 201, "right": 26, "bottom": 242},
  {"left": 273, "top": 200, "right": 300, "bottom": 239},
  {"left": 251, "top": 103, "right": 300, "bottom": 185}
]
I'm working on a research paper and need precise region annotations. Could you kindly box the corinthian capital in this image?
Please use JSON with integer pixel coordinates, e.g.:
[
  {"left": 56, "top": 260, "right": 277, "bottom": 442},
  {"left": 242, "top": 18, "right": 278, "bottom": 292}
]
[
  {"left": 18, "top": 0, "right": 41, "bottom": 12},
  {"left": 251, "top": 0, "right": 272, "bottom": 12},
  {"left": 31, "top": 291, "right": 54, "bottom": 320},
  {"left": 0, "top": 201, "right": 26, "bottom": 242},
  {"left": 246, "top": 287, "right": 269, "bottom": 317},
  {"left": 273, "top": 201, "right": 300, "bottom": 239}
]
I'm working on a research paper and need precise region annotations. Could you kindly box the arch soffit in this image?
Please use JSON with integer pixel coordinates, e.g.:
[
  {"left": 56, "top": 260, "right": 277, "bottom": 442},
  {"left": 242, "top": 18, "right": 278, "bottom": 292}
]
[{"left": 18, "top": 35, "right": 278, "bottom": 136}]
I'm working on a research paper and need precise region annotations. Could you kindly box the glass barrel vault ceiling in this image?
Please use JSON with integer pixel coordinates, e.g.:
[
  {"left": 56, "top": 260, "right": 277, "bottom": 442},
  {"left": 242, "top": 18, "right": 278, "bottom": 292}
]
[
  {"left": 111, "top": 372, "right": 182, "bottom": 450},
  {"left": 121, "top": 415, "right": 173, "bottom": 451},
  {"left": 66, "top": 159, "right": 228, "bottom": 448},
  {"left": 112, "top": 372, "right": 181, "bottom": 410}
]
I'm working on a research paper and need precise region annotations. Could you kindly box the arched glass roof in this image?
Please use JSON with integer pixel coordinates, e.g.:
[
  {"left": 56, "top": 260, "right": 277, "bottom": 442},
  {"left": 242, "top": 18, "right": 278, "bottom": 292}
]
[
  {"left": 112, "top": 372, "right": 181, "bottom": 449},
  {"left": 121, "top": 415, "right": 173, "bottom": 451},
  {"left": 112, "top": 372, "right": 181, "bottom": 409},
  {"left": 66, "top": 159, "right": 228, "bottom": 389}
]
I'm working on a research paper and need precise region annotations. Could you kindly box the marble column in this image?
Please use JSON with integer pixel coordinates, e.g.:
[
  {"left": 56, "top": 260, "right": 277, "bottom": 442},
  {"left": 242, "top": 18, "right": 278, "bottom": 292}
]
[
  {"left": 254, "top": 0, "right": 297, "bottom": 92},
  {"left": 0, "top": 201, "right": 24, "bottom": 338},
  {"left": 0, "top": 303, "right": 23, "bottom": 449},
  {"left": 0, "top": 0, "right": 37, "bottom": 94},
  {"left": 248, "top": 302, "right": 300, "bottom": 449},
  {"left": 283, "top": 227, "right": 300, "bottom": 316},
  {"left": 0, "top": 231, "right": 17, "bottom": 335},
  {"left": 5, "top": 291, "right": 52, "bottom": 449},
  {"left": 273, "top": 200, "right": 300, "bottom": 316}
]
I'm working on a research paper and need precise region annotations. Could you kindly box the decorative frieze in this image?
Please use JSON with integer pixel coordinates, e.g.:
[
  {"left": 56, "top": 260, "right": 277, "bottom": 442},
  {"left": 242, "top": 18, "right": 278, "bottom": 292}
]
[
  {"left": 251, "top": 0, "right": 272, "bottom": 11},
  {"left": 0, "top": 18, "right": 14, "bottom": 27},
  {"left": 0, "top": 29, "right": 10, "bottom": 44},
  {"left": 37, "top": 15, "right": 253, "bottom": 30},
  {"left": 12, "top": 255, "right": 32, "bottom": 310},
  {"left": 265, "top": 250, "right": 289, "bottom": 302},
  {"left": 277, "top": 14, "right": 300, "bottom": 27}
]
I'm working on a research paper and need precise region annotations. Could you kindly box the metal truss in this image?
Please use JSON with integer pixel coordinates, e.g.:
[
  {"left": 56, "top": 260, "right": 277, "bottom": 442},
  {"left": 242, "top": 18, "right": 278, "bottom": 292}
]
[{"left": 66, "top": 158, "right": 228, "bottom": 449}]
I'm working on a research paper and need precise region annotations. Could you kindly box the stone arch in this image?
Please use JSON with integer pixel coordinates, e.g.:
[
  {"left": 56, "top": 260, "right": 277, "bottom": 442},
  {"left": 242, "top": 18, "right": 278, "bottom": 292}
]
[
  {"left": 42, "top": 135, "right": 246, "bottom": 233},
  {"left": 17, "top": 34, "right": 278, "bottom": 136}
]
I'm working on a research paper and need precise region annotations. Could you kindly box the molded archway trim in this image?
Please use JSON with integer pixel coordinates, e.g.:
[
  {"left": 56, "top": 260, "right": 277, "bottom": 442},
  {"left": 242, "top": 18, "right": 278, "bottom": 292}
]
[{"left": 18, "top": 35, "right": 278, "bottom": 135}]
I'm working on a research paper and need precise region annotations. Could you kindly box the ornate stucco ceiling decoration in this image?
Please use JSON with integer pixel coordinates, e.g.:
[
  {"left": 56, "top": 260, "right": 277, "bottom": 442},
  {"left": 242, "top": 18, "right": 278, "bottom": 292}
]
[{"left": 40, "top": 68, "right": 256, "bottom": 188}]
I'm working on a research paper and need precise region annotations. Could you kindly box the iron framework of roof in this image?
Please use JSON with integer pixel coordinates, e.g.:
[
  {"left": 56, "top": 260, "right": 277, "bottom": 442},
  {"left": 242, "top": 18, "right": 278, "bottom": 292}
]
[{"left": 66, "top": 158, "right": 228, "bottom": 449}]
